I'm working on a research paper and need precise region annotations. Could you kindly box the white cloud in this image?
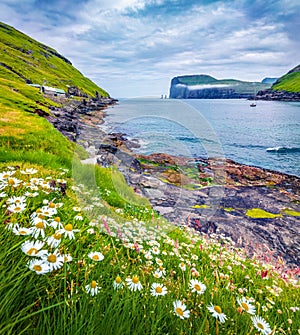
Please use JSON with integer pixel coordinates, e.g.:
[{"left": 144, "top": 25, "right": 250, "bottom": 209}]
[{"left": 0, "top": 0, "right": 299, "bottom": 97}]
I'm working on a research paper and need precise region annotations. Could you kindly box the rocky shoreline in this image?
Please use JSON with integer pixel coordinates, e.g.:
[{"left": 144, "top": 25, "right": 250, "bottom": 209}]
[
  {"left": 45, "top": 97, "right": 300, "bottom": 268},
  {"left": 255, "top": 89, "right": 300, "bottom": 101}
]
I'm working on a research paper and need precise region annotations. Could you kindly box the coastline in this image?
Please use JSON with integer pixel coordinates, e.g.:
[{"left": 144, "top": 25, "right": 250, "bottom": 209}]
[{"left": 48, "top": 98, "right": 300, "bottom": 268}]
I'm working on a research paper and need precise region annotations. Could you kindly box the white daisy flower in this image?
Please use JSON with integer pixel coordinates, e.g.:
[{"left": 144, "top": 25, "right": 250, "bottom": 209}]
[
  {"left": 173, "top": 300, "right": 190, "bottom": 319},
  {"left": 236, "top": 297, "right": 256, "bottom": 315},
  {"left": 59, "top": 224, "right": 79, "bottom": 240},
  {"left": 46, "top": 232, "right": 63, "bottom": 248},
  {"left": 251, "top": 315, "right": 272, "bottom": 335},
  {"left": 49, "top": 217, "right": 63, "bottom": 229},
  {"left": 150, "top": 283, "right": 168, "bottom": 296},
  {"left": 189, "top": 279, "right": 206, "bottom": 295},
  {"left": 207, "top": 303, "right": 227, "bottom": 323},
  {"left": 151, "top": 246, "right": 160, "bottom": 255},
  {"left": 63, "top": 254, "right": 73, "bottom": 262},
  {"left": 0, "top": 170, "right": 16, "bottom": 180},
  {"left": 113, "top": 276, "right": 124, "bottom": 290},
  {"left": 24, "top": 191, "right": 39, "bottom": 198},
  {"left": 88, "top": 251, "right": 104, "bottom": 261},
  {"left": 31, "top": 217, "right": 48, "bottom": 239},
  {"left": 0, "top": 191, "right": 7, "bottom": 198},
  {"left": 179, "top": 262, "right": 186, "bottom": 271},
  {"left": 126, "top": 275, "right": 143, "bottom": 291},
  {"left": 7, "top": 177, "right": 22, "bottom": 188},
  {"left": 7, "top": 202, "right": 26, "bottom": 213},
  {"left": 39, "top": 205, "right": 57, "bottom": 217},
  {"left": 12, "top": 225, "right": 33, "bottom": 236},
  {"left": 27, "top": 259, "right": 50, "bottom": 274},
  {"left": 20, "top": 168, "right": 38, "bottom": 175},
  {"left": 6, "top": 196, "right": 26, "bottom": 205},
  {"left": 21, "top": 240, "right": 47, "bottom": 257},
  {"left": 85, "top": 280, "right": 100, "bottom": 296},
  {"left": 42, "top": 250, "right": 64, "bottom": 271},
  {"left": 74, "top": 213, "right": 83, "bottom": 221}
]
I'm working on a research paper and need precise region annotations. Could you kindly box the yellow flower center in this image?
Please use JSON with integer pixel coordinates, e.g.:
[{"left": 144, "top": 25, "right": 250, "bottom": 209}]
[
  {"left": 36, "top": 221, "right": 44, "bottom": 229},
  {"left": 54, "top": 217, "right": 61, "bottom": 222},
  {"left": 159, "top": 266, "right": 164, "bottom": 271},
  {"left": 241, "top": 302, "right": 249, "bottom": 311},
  {"left": 257, "top": 323, "right": 265, "bottom": 330},
  {"left": 48, "top": 254, "right": 57, "bottom": 263},
  {"left": 27, "top": 248, "right": 38, "bottom": 255},
  {"left": 194, "top": 284, "right": 201, "bottom": 291},
  {"left": 91, "top": 280, "right": 97, "bottom": 288},
  {"left": 176, "top": 307, "right": 184, "bottom": 316},
  {"left": 33, "top": 265, "right": 42, "bottom": 272},
  {"left": 19, "top": 230, "right": 27, "bottom": 235},
  {"left": 49, "top": 202, "right": 55, "bottom": 208},
  {"left": 8, "top": 179, "right": 15, "bottom": 185},
  {"left": 14, "top": 206, "right": 21, "bottom": 211},
  {"left": 92, "top": 255, "right": 100, "bottom": 260},
  {"left": 53, "top": 232, "right": 62, "bottom": 240},
  {"left": 36, "top": 208, "right": 42, "bottom": 213},
  {"left": 64, "top": 224, "right": 73, "bottom": 231},
  {"left": 155, "top": 286, "right": 163, "bottom": 294},
  {"left": 115, "top": 276, "right": 122, "bottom": 284},
  {"left": 3, "top": 174, "right": 9, "bottom": 178},
  {"left": 132, "top": 276, "right": 139, "bottom": 284},
  {"left": 38, "top": 214, "right": 45, "bottom": 219},
  {"left": 214, "top": 306, "right": 222, "bottom": 314}
]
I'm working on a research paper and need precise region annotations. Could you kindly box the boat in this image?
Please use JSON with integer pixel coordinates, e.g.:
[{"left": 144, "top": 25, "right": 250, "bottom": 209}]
[{"left": 250, "top": 102, "right": 257, "bottom": 107}]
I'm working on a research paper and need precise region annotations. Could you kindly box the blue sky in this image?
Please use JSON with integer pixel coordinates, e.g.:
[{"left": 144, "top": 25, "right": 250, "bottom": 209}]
[{"left": 0, "top": 0, "right": 299, "bottom": 97}]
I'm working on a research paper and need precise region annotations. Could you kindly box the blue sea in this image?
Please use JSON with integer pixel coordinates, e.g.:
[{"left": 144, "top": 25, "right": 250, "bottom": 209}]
[{"left": 102, "top": 98, "right": 300, "bottom": 177}]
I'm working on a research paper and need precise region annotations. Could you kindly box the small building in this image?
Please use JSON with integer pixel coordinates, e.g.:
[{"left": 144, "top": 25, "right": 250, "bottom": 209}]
[
  {"left": 27, "top": 84, "right": 66, "bottom": 97},
  {"left": 42, "top": 86, "right": 66, "bottom": 97}
]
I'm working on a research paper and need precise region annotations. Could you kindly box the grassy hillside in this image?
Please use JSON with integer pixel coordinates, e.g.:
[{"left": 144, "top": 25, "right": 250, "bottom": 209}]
[
  {"left": 272, "top": 64, "right": 300, "bottom": 92},
  {"left": 0, "top": 22, "right": 108, "bottom": 97}
]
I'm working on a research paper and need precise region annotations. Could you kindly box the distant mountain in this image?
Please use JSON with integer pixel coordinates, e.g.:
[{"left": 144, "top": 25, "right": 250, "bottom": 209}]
[
  {"left": 169, "top": 75, "right": 271, "bottom": 99},
  {"left": 261, "top": 77, "right": 278, "bottom": 85},
  {"left": 0, "top": 22, "right": 108, "bottom": 98}
]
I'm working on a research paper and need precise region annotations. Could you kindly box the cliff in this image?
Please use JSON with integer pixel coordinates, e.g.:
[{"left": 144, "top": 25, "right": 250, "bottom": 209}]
[{"left": 169, "top": 75, "right": 271, "bottom": 99}]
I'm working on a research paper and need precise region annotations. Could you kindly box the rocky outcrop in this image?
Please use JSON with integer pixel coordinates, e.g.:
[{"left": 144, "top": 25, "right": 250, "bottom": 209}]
[
  {"left": 45, "top": 99, "right": 300, "bottom": 268},
  {"left": 45, "top": 97, "right": 118, "bottom": 141},
  {"left": 256, "top": 89, "right": 300, "bottom": 101}
]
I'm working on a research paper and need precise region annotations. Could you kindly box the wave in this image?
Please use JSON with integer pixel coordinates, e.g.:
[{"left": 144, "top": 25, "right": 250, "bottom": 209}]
[{"left": 266, "top": 146, "right": 300, "bottom": 154}]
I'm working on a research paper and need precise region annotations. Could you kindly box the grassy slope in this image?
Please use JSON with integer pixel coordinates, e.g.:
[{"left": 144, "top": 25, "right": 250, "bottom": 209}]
[
  {"left": 176, "top": 74, "right": 270, "bottom": 94},
  {"left": 272, "top": 64, "right": 300, "bottom": 92},
  {"left": 0, "top": 22, "right": 108, "bottom": 97}
]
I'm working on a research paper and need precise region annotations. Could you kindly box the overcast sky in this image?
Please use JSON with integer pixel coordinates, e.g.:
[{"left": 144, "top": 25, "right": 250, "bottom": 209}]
[{"left": 0, "top": 0, "right": 299, "bottom": 98}]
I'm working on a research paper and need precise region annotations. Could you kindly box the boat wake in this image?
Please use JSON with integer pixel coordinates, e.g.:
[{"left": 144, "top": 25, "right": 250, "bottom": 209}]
[{"left": 266, "top": 146, "right": 300, "bottom": 154}]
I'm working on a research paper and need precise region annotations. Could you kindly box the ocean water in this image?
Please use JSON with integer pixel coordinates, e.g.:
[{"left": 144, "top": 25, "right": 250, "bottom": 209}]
[{"left": 102, "top": 98, "right": 300, "bottom": 177}]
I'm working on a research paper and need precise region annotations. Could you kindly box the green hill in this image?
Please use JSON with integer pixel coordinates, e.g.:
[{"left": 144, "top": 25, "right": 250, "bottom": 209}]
[
  {"left": 272, "top": 64, "right": 300, "bottom": 92},
  {"left": 0, "top": 22, "right": 108, "bottom": 99}
]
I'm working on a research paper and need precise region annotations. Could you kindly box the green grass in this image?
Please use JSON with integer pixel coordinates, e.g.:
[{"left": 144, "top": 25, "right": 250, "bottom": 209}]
[
  {"left": 272, "top": 67, "right": 300, "bottom": 92},
  {"left": 0, "top": 164, "right": 299, "bottom": 335}
]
